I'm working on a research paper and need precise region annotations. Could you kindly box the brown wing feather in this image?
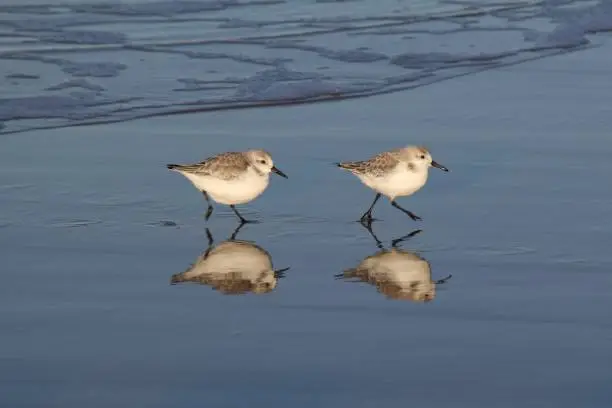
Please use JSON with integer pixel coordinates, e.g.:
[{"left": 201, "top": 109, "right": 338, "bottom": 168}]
[
  {"left": 336, "top": 151, "right": 399, "bottom": 177},
  {"left": 167, "top": 152, "right": 250, "bottom": 180}
]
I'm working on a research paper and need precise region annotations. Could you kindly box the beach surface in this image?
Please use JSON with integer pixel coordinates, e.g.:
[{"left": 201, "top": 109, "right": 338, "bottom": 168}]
[{"left": 2, "top": 43, "right": 612, "bottom": 407}]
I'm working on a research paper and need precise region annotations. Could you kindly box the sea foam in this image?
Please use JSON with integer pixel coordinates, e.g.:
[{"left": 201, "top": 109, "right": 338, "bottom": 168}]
[{"left": 0, "top": 0, "right": 610, "bottom": 134}]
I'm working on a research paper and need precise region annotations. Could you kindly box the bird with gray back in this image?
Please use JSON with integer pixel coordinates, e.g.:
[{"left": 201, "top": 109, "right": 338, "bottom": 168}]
[
  {"left": 167, "top": 149, "right": 288, "bottom": 223},
  {"left": 336, "top": 145, "right": 448, "bottom": 224}
]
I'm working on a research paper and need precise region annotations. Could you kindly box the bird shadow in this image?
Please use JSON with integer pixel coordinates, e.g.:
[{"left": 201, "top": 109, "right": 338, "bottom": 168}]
[
  {"left": 334, "top": 223, "right": 452, "bottom": 302},
  {"left": 169, "top": 221, "right": 290, "bottom": 295},
  {"left": 359, "top": 221, "right": 424, "bottom": 250}
]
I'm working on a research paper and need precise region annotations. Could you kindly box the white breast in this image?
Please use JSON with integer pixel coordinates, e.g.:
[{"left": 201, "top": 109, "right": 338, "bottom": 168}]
[
  {"left": 359, "top": 165, "right": 428, "bottom": 200},
  {"left": 363, "top": 250, "right": 435, "bottom": 301},
  {"left": 183, "top": 168, "right": 270, "bottom": 205},
  {"left": 181, "top": 241, "right": 274, "bottom": 281},
  {"left": 365, "top": 251, "right": 430, "bottom": 281}
]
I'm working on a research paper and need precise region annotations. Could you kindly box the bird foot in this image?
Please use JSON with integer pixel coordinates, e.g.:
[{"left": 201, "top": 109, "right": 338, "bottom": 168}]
[
  {"left": 359, "top": 214, "right": 377, "bottom": 225},
  {"left": 409, "top": 213, "right": 422, "bottom": 222},
  {"left": 239, "top": 218, "right": 260, "bottom": 224}
]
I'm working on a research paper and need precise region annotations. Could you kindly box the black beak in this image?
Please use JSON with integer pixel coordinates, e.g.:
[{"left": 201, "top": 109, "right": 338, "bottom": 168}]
[
  {"left": 431, "top": 160, "right": 449, "bottom": 172},
  {"left": 274, "top": 267, "right": 290, "bottom": 279},
  {"left": 272, "top": 166, "right": 288, "bottom": 178},
  {"left": 434, "top": 274, "right": 453, "bottom": 284}
]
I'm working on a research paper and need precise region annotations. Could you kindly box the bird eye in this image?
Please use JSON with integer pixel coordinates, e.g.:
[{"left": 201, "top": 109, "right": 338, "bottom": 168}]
[
  {"left": 420, "top": 155, "right": 425, "bottom": 159},
  {"left": 259, "top": 160, "right": 266, "bottom": 164}
]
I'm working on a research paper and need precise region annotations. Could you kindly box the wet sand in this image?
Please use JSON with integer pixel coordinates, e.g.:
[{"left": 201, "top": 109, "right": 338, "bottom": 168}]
[{"left": 2, "top": 46, "right": 612, "bottom": 407}]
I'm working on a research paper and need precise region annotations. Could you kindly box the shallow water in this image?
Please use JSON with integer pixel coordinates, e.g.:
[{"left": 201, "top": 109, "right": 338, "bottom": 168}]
[{"left": 2, "top": 43, "right": 612, "bottom": 407}]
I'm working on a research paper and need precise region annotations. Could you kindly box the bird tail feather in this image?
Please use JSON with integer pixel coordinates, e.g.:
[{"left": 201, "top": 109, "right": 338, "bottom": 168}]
[{"left": 170, "top": 273, "right": 186, "bottom": 284}]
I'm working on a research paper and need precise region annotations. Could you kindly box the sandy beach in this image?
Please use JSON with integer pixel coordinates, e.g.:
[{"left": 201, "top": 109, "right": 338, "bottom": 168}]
[{"left": 2, "top": 36, "right": 612, "bottom": 408}]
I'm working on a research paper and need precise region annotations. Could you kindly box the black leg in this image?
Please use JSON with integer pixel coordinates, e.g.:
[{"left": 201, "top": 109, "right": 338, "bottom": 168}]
[
  {"left": 203, "top": 227, "right": 215, "bottom": 258},
  {"left": 202, "top": 191, "right": 214, "bottom": 221},
  {"left": 359, "top": 193, "right": 382, "bottom": 224},
  {"left": 391, "top": 229, "right": 423, "bottom": 247},
  {"left": 229, "top": 221, "right": 247, "bottom": 240},
  {"left": 360, "top": 221, "right": 422, "bottom": 249},
  {"left": 359, "top": 220, "right": 384, "bottom": 249},
  {"left": 391, "top": 200, "right": 422, "bottom": 221},
  {"left": 230, "top": 205, "right": 258, "bottom": 224}
]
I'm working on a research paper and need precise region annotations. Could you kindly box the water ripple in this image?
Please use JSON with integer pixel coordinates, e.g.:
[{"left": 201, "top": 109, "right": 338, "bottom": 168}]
[{"left": 0, "top": 0, "right": 610, "bottom": 135}]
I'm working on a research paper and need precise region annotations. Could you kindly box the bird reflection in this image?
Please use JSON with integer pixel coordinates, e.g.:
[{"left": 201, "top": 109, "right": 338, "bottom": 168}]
[
  {"left": 336, "top": 224, "right": 452, "bottom": 302},
  {"left": 170, "top": 222, "right": 289, "bottom": 295}
]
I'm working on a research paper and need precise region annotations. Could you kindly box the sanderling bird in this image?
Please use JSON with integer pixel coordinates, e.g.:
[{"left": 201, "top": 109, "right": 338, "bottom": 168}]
[
  {"left": 336, "top": 246, "right": 452, "bottom": 302},
  {"left": 167, "top": 149, "right": 287, "bottom": 223},
  {"left": 335, "top": 227, "right": 451, "bottom": 302},
  {"left": 170, "top": 228, "right": 289, "bottom": 295},
  {"left": 336, "top": 145, "right": 448, "bottom": 223}
]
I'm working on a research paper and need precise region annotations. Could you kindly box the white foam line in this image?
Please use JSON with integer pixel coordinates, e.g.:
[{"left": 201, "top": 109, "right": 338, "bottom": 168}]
[
  {"left": 0, "top": 2, "right": 544, "bottom": 54},
  {"left": 0, "top": 42, "right": 596, "bottom": 136}
]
